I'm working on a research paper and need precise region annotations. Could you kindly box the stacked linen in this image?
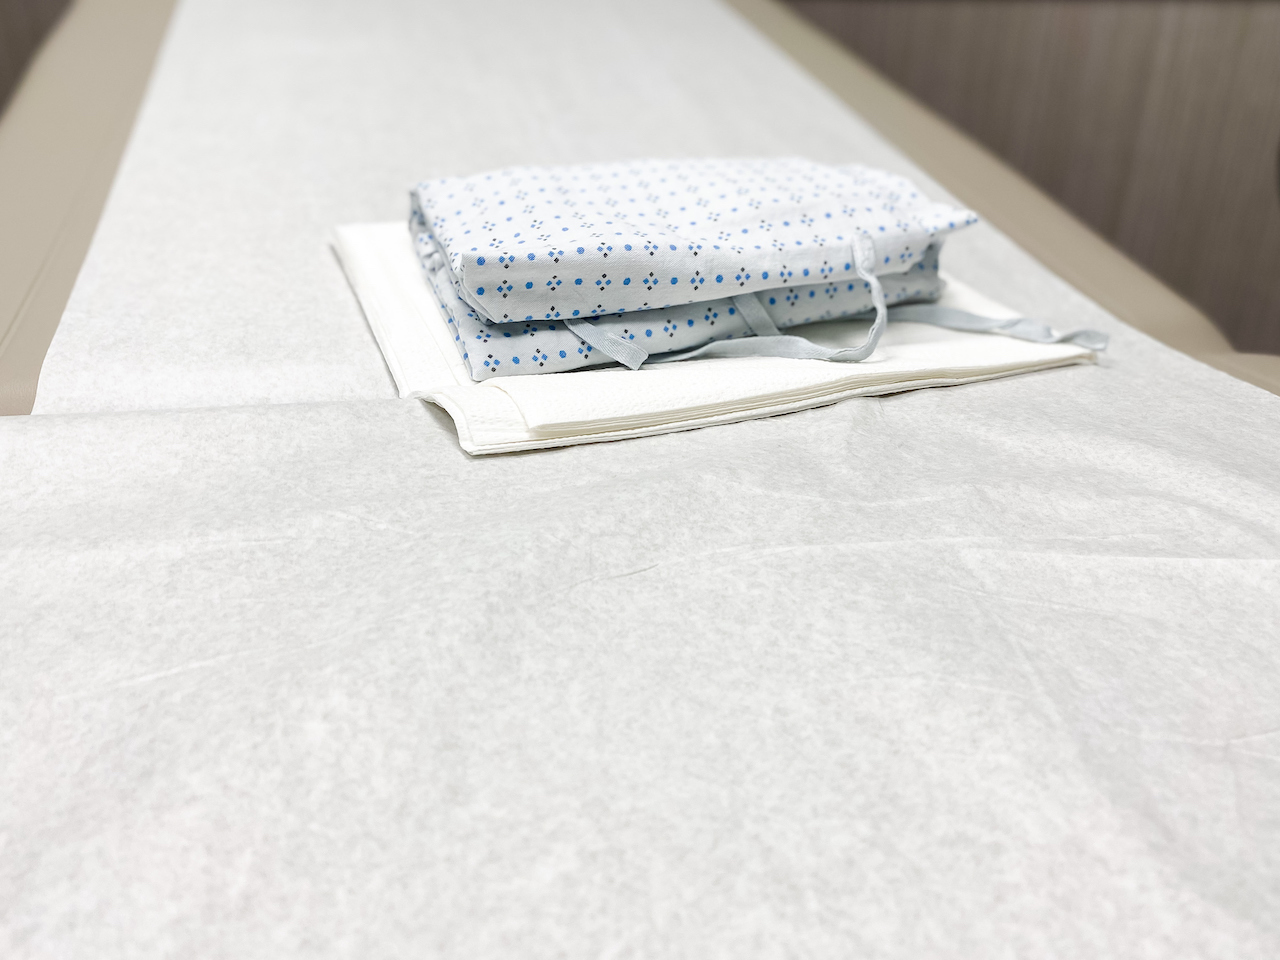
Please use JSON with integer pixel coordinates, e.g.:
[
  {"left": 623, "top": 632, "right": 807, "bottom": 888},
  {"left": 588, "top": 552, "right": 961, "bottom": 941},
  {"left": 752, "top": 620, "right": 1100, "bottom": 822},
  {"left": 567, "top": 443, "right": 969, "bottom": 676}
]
[
  {"left": 332, "top": 221, "right": 1104, "bottom": 455},
  {"left": 409, "top": 158, "right": 981, "bottom": 379},
  {"left": 331, "top": 156, "right": 1109, "bottom": 453}
]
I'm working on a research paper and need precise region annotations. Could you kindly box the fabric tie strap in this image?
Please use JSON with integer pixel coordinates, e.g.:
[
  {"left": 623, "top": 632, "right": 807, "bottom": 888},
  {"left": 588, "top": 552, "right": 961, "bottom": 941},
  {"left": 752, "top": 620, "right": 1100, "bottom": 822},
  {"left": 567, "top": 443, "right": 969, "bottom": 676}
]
[
  {"left": 564, "top": 317, "right": 650, "bottom": 370},
  {"left": 560, "top": 231, "right": 1106, "bottom": 370},
  {"left": 887, "top": 304, "right": 1110, "bottom": 351},
  {"left": 649, "top": 303, "right": 1108, "bottom": 365},
  {"left": 731, "top": 292, "right": 782, "bottom": 337}
]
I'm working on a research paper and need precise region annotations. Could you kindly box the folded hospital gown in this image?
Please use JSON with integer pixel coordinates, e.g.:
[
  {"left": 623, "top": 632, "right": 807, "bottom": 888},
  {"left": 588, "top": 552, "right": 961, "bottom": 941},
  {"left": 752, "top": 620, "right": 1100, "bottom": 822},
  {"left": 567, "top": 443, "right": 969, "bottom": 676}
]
[{"left": 410, "top": 158, "right": 981, "bottom": 380}]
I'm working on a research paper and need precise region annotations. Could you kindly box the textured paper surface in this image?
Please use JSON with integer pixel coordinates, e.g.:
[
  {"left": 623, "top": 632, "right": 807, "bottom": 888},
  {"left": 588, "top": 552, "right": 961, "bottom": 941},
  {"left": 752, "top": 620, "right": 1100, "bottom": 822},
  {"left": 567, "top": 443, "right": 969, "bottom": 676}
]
[
  {"left": 5, "top": 379, "right": 1280, "bottom": 957},
  {"left": 7, "top": 0, "right": 1280, "bottom": 955}
]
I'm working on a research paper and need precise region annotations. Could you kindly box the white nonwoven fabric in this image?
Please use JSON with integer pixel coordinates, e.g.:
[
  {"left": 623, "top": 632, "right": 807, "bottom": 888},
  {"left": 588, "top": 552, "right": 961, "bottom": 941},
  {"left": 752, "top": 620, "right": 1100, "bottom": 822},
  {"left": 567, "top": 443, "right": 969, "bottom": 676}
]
[
  {"left": 334, "top": 221, "right": 1094, "bottom": 454},
  {"left": 8, "top": 0, "right": 1280, "bottom": 955},
  {"left": 5, "top": 371, "right": 1280, "bottom": 958}
]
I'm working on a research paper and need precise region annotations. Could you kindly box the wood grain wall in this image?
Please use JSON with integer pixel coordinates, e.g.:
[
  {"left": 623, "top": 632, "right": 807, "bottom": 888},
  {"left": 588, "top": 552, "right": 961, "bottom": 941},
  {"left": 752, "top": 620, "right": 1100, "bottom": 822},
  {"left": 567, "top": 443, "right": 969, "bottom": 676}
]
[
  {"left": 789, "top": 1, "right": 1280, "bottom": 354},
  {"left": 0, "top": 0, "right": 71, "bottom": 116}
]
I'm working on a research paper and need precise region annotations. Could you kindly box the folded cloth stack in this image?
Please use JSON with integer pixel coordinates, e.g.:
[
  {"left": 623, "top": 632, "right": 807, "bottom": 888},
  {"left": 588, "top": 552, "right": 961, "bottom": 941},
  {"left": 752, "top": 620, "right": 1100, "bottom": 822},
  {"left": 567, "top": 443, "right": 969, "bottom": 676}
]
[
  {"left": 410, "top": 158, "right": 989, "bottom": 380},
  {"left": 332, "top": 218, "right": 1106, "bottom": 453},
  {"left": 330, "top": 159, "right": 1112, "bottom": 454}
]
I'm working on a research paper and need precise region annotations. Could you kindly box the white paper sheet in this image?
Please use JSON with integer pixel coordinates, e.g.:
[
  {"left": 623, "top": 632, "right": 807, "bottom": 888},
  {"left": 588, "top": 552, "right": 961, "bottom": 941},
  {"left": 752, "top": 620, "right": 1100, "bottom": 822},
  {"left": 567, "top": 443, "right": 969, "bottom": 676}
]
[
  {"left": 8, "top": 0, "right": 1280, "bottom": 955},
  {"left": 6, "top": 375, "right": 1280, "bottom": 957}
]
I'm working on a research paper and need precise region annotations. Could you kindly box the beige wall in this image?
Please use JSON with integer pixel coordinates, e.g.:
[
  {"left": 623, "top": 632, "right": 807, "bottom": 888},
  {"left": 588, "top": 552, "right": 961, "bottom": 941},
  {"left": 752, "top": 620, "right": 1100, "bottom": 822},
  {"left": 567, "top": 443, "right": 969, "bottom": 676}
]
[
  {"left": 790, "top": 0, "right": 1280, "bottom": 354},
  {"left": 0, "top": 0, "right": 71, "bottom": 116}
]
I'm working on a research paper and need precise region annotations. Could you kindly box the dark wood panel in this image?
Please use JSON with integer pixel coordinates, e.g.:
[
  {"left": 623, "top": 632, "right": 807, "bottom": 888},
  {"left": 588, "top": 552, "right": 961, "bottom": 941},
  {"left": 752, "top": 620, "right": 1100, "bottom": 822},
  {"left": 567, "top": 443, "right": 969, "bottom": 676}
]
[
  {"left": 1116, "top": 3, "right": 1280, "bottom": 352},
  {"left": 0, "top": 0, "right": 72, "bottom": 116},
  {"left": 789, "top": 0, "right": 1280, "bottom": 354}
]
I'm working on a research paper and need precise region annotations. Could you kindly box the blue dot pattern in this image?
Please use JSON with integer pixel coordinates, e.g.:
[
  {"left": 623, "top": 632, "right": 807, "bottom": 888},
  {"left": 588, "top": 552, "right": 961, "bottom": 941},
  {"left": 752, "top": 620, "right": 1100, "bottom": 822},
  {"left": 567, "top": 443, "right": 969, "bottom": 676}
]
[{"left": 409, "top": 158, "right": 978, "bottom": 379}]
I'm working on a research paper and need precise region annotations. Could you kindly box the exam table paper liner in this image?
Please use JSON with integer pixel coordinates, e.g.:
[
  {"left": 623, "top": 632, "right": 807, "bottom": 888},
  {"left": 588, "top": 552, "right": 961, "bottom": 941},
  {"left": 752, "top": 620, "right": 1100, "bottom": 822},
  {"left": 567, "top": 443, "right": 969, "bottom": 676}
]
[{"left": 333, "top": 222, "right": 1097, "bottom": 455}]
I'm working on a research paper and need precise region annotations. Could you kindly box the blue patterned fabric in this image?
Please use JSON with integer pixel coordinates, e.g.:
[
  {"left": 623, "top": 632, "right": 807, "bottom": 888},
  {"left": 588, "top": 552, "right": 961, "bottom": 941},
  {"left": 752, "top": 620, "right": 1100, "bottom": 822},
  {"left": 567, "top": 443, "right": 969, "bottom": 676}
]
[{"left": 410, "top": 158, "right": 978, "bottom": 379}]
